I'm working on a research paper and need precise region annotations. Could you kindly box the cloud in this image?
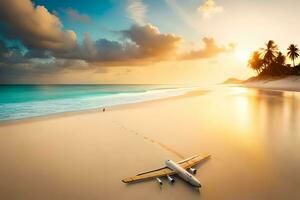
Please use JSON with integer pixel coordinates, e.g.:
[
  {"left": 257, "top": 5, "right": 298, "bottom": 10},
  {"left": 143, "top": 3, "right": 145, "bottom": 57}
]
[
  {"left": 0, "top": 0, "right": 77, "bottom": 53},
  {"left": 0, "top": 0, "right": 225, "bottom": 65},
  {"left": 76, "top": 32, "right": 139, "bottom": 63},
  {"left": 0, "top": 0, "right": 234, "bottom": 83},
  {"left": 198, "top": 0, "right": 223, "bottom": 18},
  {"left": 0, "top": 39, "right": 36, "bottom": 64},
  {"left": 65, "top": 8, "right": 91, "bottom": 24},
  {"left": 0, "top": 37, "right": 89, "bottom": 83},
  {"left": 0, "top": 52, "right": 90, "bottom": 84},
  {"left": 121, "top": 24, "right": 182, "bottom": 59},
  {"left": 181, "top": 37, "right": 235, "bottom": 60},
  {"left": 60, "top": 24, "right": 182, "bottom": 65},
  {"left": 127, "top": 0, "right": 147, "bottom": 25}
]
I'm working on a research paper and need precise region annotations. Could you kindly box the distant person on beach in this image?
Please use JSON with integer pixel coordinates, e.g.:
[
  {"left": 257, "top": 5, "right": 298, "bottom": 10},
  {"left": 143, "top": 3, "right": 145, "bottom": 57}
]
[{"left": 102, "top": 108, "right": 106, "bottom": 112}]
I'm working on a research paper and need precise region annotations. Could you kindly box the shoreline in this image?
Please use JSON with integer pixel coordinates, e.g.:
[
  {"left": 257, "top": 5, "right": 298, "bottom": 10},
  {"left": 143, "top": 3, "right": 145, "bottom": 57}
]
[
  {"left": 0, "top": 88, "right": 209, "bottom": 126},
  {"left": 226, "top": 83, "right": 300, "bottom": 93},
  {"left": 3, "top": 77, "right": 300, "bottom": 126},
  {"left": 225, "top": 75, "right": 300, "bottom": 92},
  {"left": 240, "top": 84, "right": 300, "bottom": 92}
]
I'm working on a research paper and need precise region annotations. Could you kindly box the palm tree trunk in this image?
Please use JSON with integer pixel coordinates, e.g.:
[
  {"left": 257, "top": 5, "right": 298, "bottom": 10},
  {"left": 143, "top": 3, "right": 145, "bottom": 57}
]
[{"left": 293, "top": 58, "right": 295, "bottom": 67}]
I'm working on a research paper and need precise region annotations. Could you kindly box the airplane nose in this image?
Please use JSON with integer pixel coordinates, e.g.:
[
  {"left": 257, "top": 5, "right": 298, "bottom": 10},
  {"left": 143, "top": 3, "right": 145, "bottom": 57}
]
[
  {"left": 192, "top": 178, "right": 201, "bottom": 188},
  {"left": 194, "top": 181, "right": 201, "bottom": 188}
]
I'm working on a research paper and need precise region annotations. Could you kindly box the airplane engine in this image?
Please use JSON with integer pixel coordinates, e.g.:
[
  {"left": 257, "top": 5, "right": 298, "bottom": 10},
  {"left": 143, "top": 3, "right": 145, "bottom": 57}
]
[
  {"left": 156, "top": 178, "right": 163, "bottom": 185},
  {"left": 167, "top": 175, "right": 175, "bottom": 184},
  {"left": 188, "top": 168, "right": 197, "bottom": 174}
]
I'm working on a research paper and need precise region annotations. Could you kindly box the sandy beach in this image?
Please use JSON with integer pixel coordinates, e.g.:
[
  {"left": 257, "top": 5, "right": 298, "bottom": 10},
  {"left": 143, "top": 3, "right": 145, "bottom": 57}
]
[
  {"left": 1, "top": 86, "right": 300, "bottom": 200},
  {"left": 242, "top": 76, "right": 300, "bottom": 92}
]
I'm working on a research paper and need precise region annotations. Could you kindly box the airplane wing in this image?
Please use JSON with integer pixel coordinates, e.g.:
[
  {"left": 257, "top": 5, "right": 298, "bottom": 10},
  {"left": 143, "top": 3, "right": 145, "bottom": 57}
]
[
  {"left": 122, "top": 166, "right": 176, "bottom": 183},
  {"left": 122, "top": 153, "right": 210, "bottom": 183},
  {"left": 178, "top": 153, "right": 211, "bottom": 169}
]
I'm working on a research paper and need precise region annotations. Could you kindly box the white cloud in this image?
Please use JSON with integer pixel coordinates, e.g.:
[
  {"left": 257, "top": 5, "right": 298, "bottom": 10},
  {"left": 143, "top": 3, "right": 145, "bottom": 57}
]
[
  {"left": 0, "top": 0, "right": 77, "bottom": 52},
  {"left": 198, "top": 0, "right": 223, "bottom": 18},
  {"left": 126, "top": 0, "right": 147, "bottom": 25}
]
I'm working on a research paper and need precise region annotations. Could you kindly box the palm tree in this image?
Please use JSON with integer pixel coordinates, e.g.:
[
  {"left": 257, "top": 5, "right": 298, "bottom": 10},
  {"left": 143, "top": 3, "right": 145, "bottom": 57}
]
[
  {"left": 275, "top": 52, "right": 286, "bottom": 65},
  {"left": 248, "top": 51, "right": 263, "bottom": 74},
  {"left": 287, "top": 44, "right": 299, "bottom": 67},
  {"left": 273, "top": 52, "right": 287, "bottom": 75},
  {"left": 260, "top": 40, "right": 278, "bottom": 65}
]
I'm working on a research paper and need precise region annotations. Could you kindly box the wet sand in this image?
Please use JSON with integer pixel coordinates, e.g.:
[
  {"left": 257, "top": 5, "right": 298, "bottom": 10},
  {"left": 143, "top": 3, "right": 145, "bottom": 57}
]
[{"left": 0, "top": 86, "right": 300, "bottom": 200}]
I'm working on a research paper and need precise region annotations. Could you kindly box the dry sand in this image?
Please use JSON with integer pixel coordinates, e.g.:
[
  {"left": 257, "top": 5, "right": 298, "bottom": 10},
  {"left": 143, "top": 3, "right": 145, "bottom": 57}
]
[{"left": 0, "top": 87, "right": 300, "bottom": 200}]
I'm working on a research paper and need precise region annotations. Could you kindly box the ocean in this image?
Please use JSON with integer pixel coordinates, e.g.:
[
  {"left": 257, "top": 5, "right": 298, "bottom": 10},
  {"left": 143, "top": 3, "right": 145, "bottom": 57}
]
[{"left": 0, "top": 85, "right": 197, "bottom": 121}]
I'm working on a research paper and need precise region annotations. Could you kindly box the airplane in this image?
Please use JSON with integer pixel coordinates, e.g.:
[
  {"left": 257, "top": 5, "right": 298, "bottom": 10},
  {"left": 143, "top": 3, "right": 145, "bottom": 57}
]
[{"left": 122, "top": 153, "right": 210, "bottom": 188}]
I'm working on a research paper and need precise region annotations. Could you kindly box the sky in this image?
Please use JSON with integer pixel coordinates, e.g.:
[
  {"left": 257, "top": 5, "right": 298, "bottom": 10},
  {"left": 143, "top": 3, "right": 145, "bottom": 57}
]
[{"left": 0, "top": 0, "right": 299, "bottom": 84}]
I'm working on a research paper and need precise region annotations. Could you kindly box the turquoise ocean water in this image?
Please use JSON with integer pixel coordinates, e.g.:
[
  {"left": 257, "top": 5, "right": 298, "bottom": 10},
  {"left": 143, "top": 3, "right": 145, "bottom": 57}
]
[{"left": 0, "top": 85, "right": 196, "bottom": 121}]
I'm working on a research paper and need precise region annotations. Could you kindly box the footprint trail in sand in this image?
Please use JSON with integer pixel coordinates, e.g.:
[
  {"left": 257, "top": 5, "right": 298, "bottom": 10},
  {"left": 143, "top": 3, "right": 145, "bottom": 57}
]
[{"left": 112, "top": 120, "right": 185, "bottom": 159}]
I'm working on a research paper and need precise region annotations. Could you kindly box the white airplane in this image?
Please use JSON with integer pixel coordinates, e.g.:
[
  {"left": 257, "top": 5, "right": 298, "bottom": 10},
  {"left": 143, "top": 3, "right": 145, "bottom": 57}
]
[{"left": 122, "top": 153, "right": 210, "bottom": 187}]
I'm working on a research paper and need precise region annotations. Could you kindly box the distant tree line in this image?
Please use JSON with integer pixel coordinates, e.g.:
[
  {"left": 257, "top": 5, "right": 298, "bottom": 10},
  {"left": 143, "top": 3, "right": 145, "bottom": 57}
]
[{"left": 248, "top": 40, "right": 300, "bottom": 76}]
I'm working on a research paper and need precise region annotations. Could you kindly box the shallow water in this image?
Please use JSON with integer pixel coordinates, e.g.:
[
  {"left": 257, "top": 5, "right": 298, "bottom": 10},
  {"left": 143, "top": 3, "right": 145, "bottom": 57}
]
[{"left": 0, "top": 84, "right": 195, "bottom": 121}]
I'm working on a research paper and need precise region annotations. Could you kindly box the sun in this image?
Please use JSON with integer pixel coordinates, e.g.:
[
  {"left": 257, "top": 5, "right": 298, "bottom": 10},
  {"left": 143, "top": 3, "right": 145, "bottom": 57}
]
[{"left": 235, "top": 50, "right": 251, "bottom": 63}]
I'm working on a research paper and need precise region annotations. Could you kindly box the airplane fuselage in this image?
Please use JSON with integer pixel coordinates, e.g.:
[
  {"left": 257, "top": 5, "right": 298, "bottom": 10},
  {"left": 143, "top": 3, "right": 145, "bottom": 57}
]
[{"left": 165, "top": 160, "right": 201, "bottom": 187}]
